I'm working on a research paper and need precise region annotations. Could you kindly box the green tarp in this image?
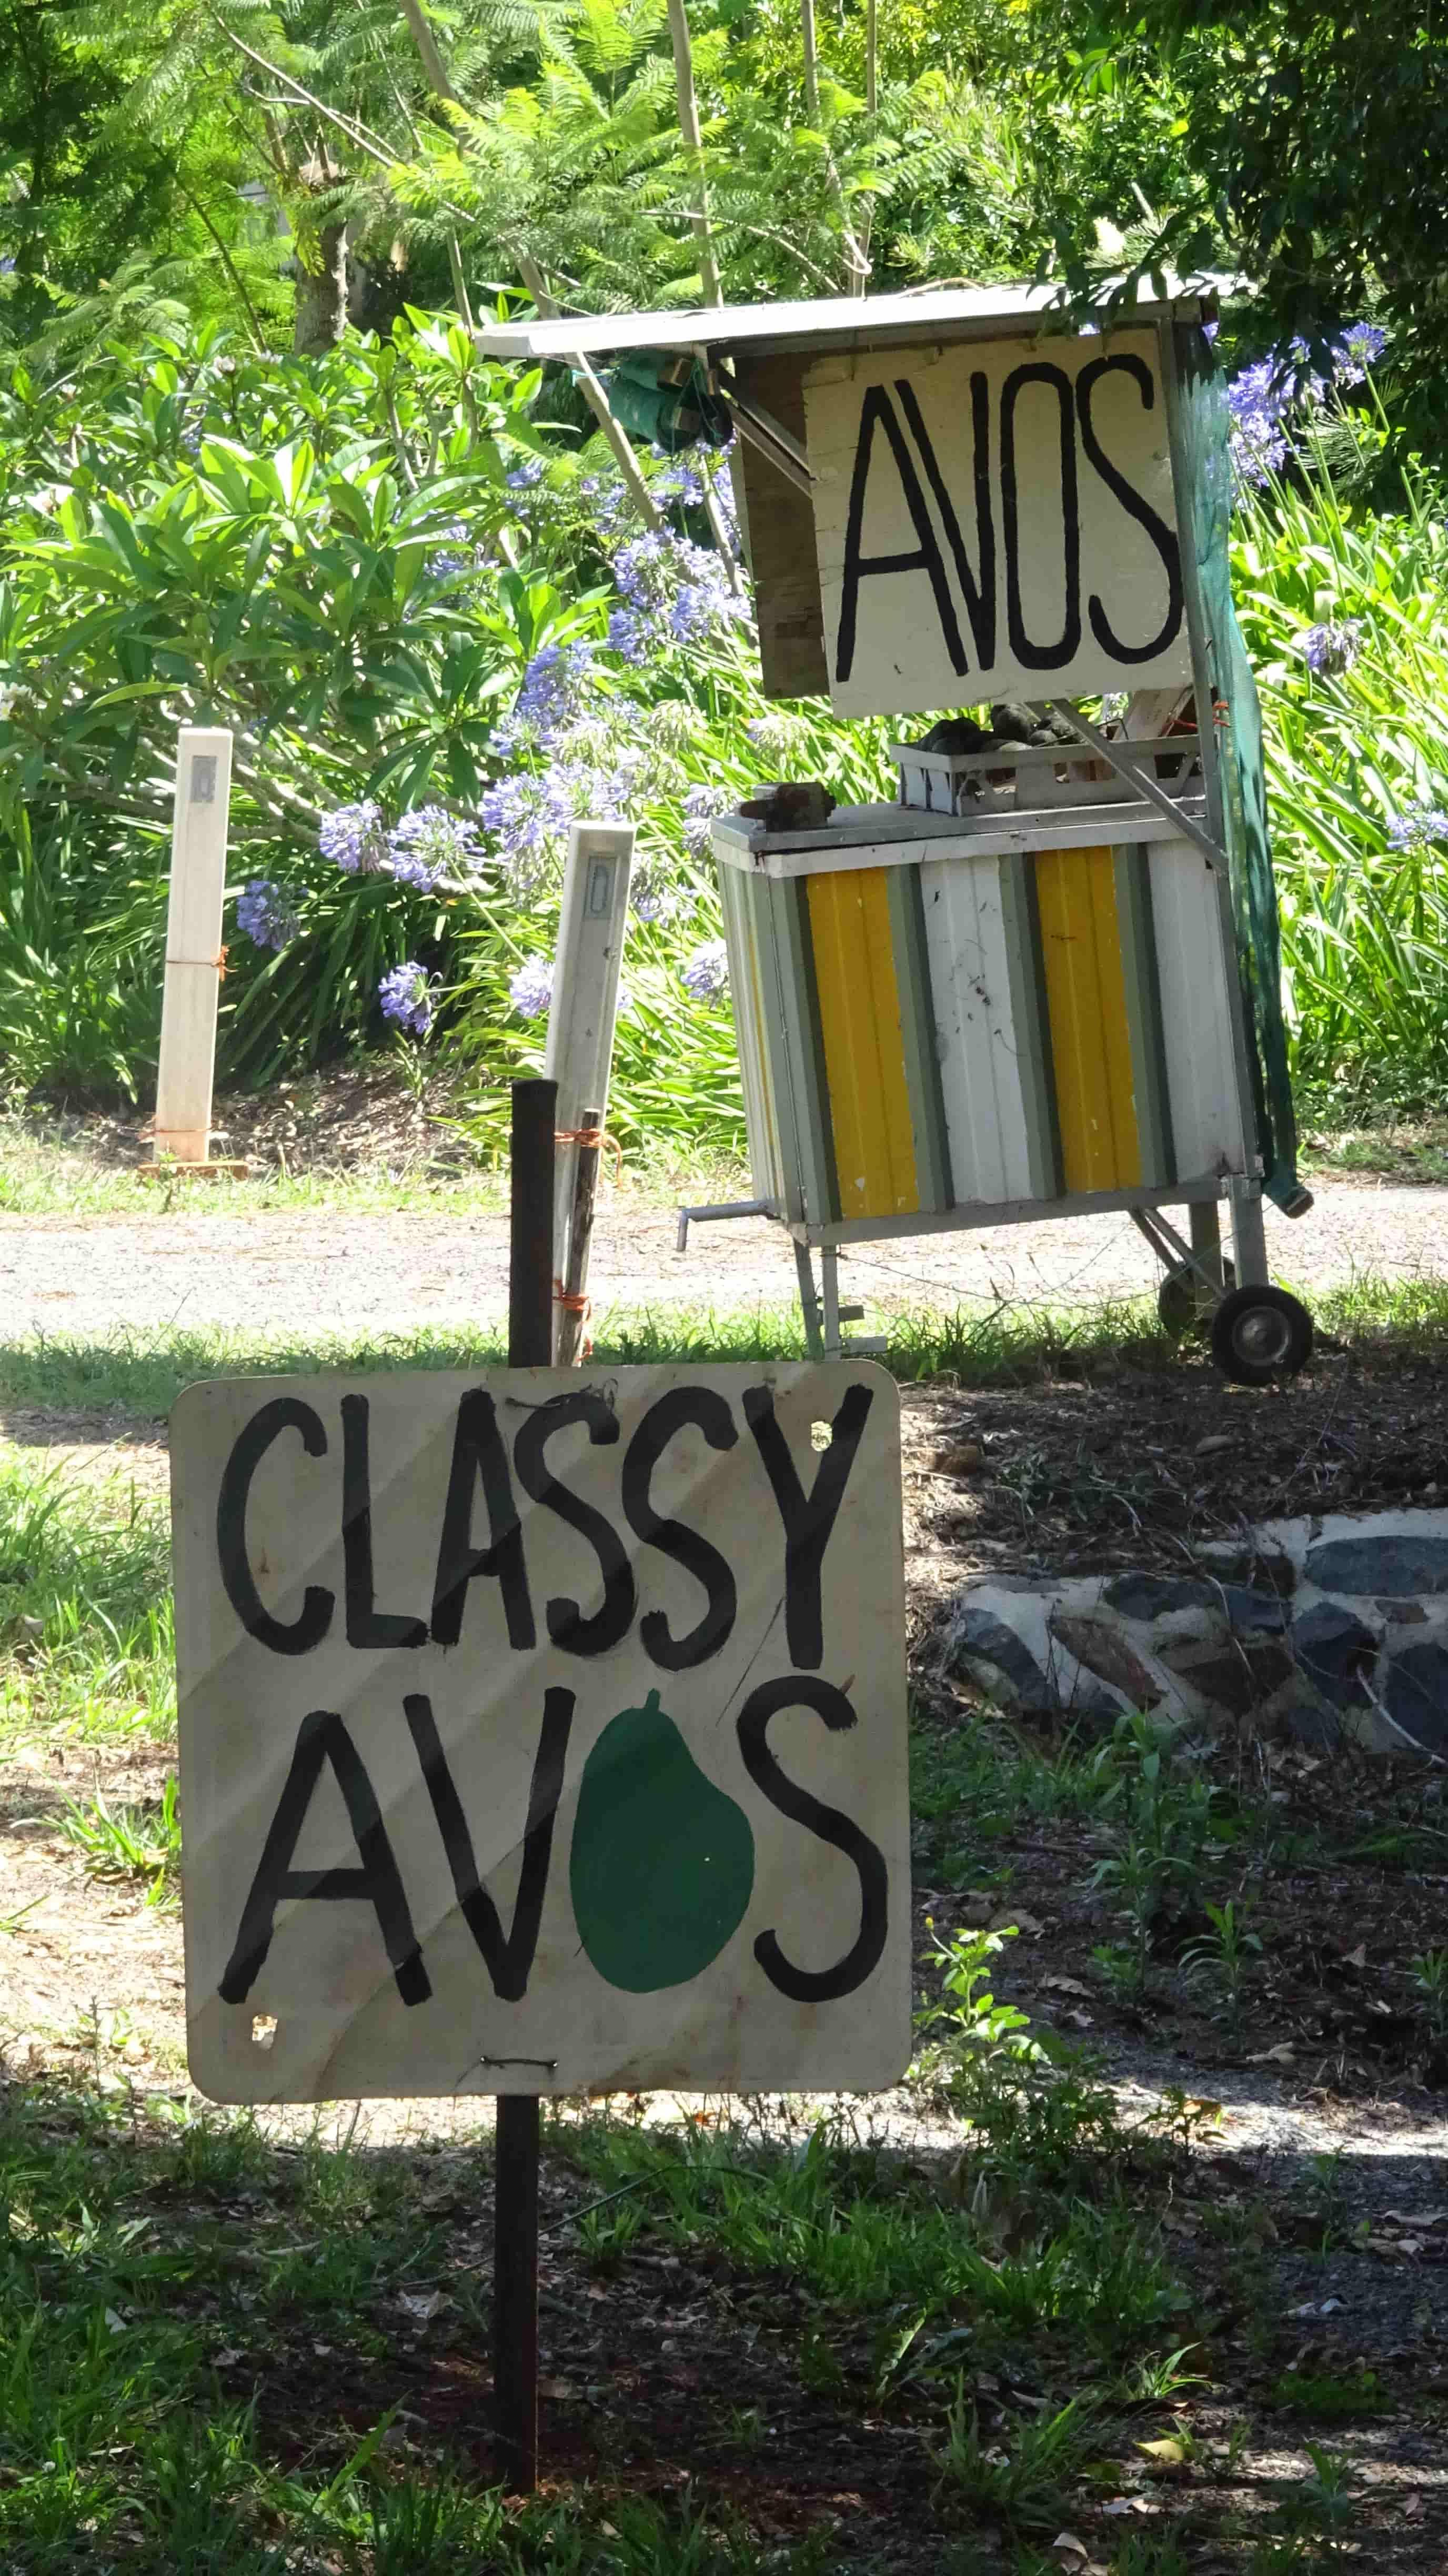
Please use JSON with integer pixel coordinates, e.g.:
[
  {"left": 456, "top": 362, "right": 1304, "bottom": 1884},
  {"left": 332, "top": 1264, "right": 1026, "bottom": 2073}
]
[{"left": 1174, "top": 324, "right": 1306, "bottom": 1215}]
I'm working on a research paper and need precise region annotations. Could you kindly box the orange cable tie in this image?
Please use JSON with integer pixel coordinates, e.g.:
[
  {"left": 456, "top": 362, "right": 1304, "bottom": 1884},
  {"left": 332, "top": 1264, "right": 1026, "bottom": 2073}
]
[{"left": 555, "top": 1125, "right": 623, "bottom": 1183}]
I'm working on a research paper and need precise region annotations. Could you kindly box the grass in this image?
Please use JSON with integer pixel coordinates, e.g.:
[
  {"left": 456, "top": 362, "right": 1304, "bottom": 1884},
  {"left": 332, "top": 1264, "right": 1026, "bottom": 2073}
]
[
  {"left": 0, "top": 1455, "right": 174, "bottom": 1750},
  {"left": 1, "top": 1471, "right": 1438, "bottom": 2568},
  {"left": 60, "top": 1774, "right": 180, "bottom": 1901},
  {"left": 6, "top": 1264, "right": 1448, "bottom": 1435}
]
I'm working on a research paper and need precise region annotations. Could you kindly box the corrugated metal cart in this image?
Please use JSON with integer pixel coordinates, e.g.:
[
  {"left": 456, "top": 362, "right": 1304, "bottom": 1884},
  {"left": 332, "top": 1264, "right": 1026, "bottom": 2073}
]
[
  {"left": 476, "top": 279, "right": 1313, "bottom": 1381},
  {"left": 710, "top": 724, "right": 1300, "bottom": 1371}
]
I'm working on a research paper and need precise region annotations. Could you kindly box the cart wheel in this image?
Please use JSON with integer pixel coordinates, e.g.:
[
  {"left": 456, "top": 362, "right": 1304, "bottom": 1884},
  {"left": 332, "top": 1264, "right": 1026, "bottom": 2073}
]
[
  {"left": 1210, "top": 1284, "right": 1314, "bottom": 1384},
  {"left": 1158, "top": 1256, "right": 1235, "bottom": 1339}
]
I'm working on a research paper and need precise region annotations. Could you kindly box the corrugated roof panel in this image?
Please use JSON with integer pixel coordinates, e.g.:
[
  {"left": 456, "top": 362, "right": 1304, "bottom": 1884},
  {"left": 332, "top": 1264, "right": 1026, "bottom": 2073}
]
[{"left": 474, "top": 276, "right": 1228, "bottom": 364}]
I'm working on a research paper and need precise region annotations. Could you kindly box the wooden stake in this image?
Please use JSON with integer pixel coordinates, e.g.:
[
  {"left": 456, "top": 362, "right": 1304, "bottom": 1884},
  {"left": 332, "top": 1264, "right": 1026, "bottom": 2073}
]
[
  {"left": 154, "top": 729, "right": 233, "bottom": 1165},
  {"left": 556, "top": 1104, "right": 602, "bottom": 1368},
  {"left": 544, "top": 823, "right": 634, "bottom": 1351},
  {"left": 495, "top": 1076, "right": 555, "bottom": 2495}
]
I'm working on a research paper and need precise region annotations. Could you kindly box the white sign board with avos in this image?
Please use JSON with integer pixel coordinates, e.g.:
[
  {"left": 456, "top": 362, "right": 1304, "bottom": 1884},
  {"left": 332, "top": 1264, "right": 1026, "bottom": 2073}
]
[
  {"left": 803, "top": 329, "right": 1192, "bottom": 717},
  {"left": 172, "top": 1364, "right": 909, "bottom": 2102}
]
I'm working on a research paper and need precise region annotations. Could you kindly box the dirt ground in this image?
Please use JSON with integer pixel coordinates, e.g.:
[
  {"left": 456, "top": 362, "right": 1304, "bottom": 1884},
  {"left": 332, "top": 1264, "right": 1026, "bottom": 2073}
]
[{"left": 14, "top": 1072, "right": 1448, "bottom": 1341}]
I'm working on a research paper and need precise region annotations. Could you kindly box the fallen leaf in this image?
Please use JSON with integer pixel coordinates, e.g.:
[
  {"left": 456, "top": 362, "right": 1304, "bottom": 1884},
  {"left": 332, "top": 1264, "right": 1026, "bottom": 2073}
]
[
  {"left": 1248, "top": 2042, "right": 1295, "bottom": 2065},
  {"left": 993, "top": 1908, "right": 1046, "bottom": 1935},
  {"left": 1343, "top": 1943, "right": 1368, "bottom": 1969},
  {"left": 539, "top": 2378, "right": 575, "bottom": 2400},
  {"left": 213, "top": 2348, "right": 242, "bottom": 2368},
  {"left": 1043, "top": 1975, "right": 1090, "bottom": 1997},
  {"left": 396, "top": 2289, "right": 445, "bottom": 2325},
  {"left": 103, "top": 2309, "right": 126, "bottom": 2335},
  {"left": 1103, "top": 2496, "right": 1153, "bottom": 2515},
  {"left": 1403, "top": 2493, "right": 1425, "bottom": 2521},
  {"left": 1138, "top": 2437, "right": 1190, "bottom": 2467},
  {"left": 1195, "top": 1434, "right": 1233, "bottom": 1455},
  {"left": 1050, "top": 2538, "right": 1089, "bottom": 2563}
]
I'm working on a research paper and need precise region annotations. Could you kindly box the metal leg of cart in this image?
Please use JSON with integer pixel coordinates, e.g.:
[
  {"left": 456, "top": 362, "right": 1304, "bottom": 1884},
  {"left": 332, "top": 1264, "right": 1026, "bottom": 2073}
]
[
  {"left": 1190, "top": 1200, "right": 1225, "bottom": 1307},
  {"left": 794, "top": 1241, "right": 825, "bottom": 1360},
  {"left": 1226, "top": 1176, "right": 1271, "bottom": 1289}
]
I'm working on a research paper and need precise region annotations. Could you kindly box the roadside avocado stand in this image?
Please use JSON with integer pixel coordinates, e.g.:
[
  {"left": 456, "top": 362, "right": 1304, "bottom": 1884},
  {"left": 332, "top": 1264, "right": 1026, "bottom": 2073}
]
[{"left": 477, "top": 282, "right": 1314, "bottom": 1384}]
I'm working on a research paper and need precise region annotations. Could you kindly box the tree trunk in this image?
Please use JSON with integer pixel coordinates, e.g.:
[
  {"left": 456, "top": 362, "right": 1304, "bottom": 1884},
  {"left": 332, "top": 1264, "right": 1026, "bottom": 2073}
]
[{"left": 293, "top": 222, "right": 347, "bottom": 355}]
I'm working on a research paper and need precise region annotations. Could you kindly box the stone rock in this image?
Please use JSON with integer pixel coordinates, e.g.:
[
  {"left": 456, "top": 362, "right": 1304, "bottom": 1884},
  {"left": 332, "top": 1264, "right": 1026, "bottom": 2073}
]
[
  {"left": 1193, "top": 1542, "right": 1298, "bottom": 1598},
  {"left": 1305, "top": 1531, "right": 1448, "bottom": 1598},
  {"left": 1379, "top": 1599, "right": 1427, "bottom": 1624},
  {"left": 934, "top": 1442, "right": 984, "bottom": 1477},
  {"left": 1103, "top": 1573, "right": 1212, "bottom": 1622},
  {"left": 944, "top": 1608, "right": 1054, "bottom": 1713},
  {"left": 1156, "top": 1638, "right": 1296, "bottom": 1718},
  {"left": 1048, "top": 1613, "right": 1161, "bottom": 1709},
  {"left": 1103, "top": 1571, "right": 1288, "bottom": 1635},
  {"left": 1291, "top": 1603, "right": 1377, "bottom": 1712},
  {"left": 1382, "top": 1643, "right": 1448, "bottom": 1756},
  {"left": 1282, "top": 1694, "right": 1344, "bottom": 1753}
]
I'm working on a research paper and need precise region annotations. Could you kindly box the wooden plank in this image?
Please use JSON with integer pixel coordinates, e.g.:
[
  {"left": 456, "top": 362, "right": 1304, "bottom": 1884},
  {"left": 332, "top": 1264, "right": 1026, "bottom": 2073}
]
[
  {"left": 731, "top": 350, "right": 827, "bottom": 698},
  {"left": 154, "top": 730, "right": 232, "bottom": 1164},
  {"left": 543, "top": 822, "right": 635, "bottom": 1344},
  {"left": 711, "top": 794, "right": 1211, "bottom": 866}
]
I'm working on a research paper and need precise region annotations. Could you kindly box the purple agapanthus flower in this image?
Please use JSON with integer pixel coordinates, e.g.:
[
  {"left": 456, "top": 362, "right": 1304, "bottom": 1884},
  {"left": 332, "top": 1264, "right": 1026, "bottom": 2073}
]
[
  {"left": 320, "top": 800, "right": 388, "bottom": 874},
  {"left": 478, "top": 771, "right": 585, "bottom": 887},
  {"left": 681, "top": 938, "right": 729, "bottom": 1001},
  {"left": 498, "top": 641, "right": 597, "bottom": 753},
  {"left": 1302, "top": 619, "right": 1365, "bottom": 676},
  {"left": 509, "top": 954, "right": 555, "bottom": 1019},
  {"left": 1336, "top": 320, "right": 1387, "bottom": 381},
  {"left": 235, "top": 879, "right": 299, "bottom": 952},
  {"left": 378, "top": 960, "right": 437, "bottom": 1035},
  {"left": 387, "top": 805, "right": 479, "bottom": 890},
  {"left": 1387, "top": 803, "right": 1448, "bottom": 850},
  {"left": 506, "top": 457, "right": 546, "bottom": 490},
  {"left": 607, "top": 606, "right": 650, "bottom": 665},
  {"left": 1226, "top": 360, "right": 1292, "bottom": 486},
  {"left": 682, "top": 782, "right": 732, "bottom": 852}
]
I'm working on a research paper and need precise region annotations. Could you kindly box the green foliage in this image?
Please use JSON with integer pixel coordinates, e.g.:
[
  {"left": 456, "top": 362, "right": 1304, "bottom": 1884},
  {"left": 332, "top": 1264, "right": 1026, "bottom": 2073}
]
[
  {"left": 0, "top": 1454, "right": 174, "bottom": 1750},
  {"left": 0, "top": 315, "right": 548, "bottom": 1089},
  {"left": 1078, "top": 0, "right": 1448, "bottom": 450},
  {"left": 61, "top": 1775, "right": 180, "bottom": 1904}
]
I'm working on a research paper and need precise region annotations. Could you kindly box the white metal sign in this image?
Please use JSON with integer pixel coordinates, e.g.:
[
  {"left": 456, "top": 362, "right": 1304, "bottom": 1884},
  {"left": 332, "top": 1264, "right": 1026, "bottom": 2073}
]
[
  {"left": 173, "top": 1363, "right": 909, "bottom": 2102},
  {"left": 804, "top": 330, "right": 1192, "bottom": 718}
]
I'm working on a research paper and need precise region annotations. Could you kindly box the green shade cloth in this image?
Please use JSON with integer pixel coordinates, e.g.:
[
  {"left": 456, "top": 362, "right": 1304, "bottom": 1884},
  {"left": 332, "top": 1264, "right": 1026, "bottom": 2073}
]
[{"left": 1174, "top": 323, "right": 1304, "bottom": 1214}]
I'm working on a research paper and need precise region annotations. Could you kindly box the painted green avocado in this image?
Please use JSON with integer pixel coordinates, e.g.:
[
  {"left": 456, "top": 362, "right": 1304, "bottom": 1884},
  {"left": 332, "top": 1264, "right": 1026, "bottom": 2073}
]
[{"left": 570, "top": 1690, "right": 756, "bottom": 1993}]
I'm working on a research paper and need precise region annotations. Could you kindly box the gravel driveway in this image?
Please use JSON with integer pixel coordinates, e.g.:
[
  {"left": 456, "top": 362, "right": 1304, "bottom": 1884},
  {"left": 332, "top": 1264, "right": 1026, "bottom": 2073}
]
[{"left": 4, "top": 1174, "right": 1445, "bottom": 1342}]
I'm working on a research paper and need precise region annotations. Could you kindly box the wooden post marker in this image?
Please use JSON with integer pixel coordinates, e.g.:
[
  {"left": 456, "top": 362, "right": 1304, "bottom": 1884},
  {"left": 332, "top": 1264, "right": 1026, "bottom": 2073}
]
[
  {"left": 544, "top": 822, "right": 634, "bottom": 1353},
  {"left": 556, "top": 1104, "right": 602, "bottom": 1368},
  {"left": 153, "top": 728, "right": 235, "bottom": 1169},
  {"left": 495, "top": 1075, "right": 556, "bottom": 2492}
]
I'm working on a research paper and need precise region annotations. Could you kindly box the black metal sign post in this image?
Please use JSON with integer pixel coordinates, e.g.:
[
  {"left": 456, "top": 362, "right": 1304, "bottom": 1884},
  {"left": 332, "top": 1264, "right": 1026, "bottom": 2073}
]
[{"left": 495, "top": 1075, "right": 556, "bottom": 2493}]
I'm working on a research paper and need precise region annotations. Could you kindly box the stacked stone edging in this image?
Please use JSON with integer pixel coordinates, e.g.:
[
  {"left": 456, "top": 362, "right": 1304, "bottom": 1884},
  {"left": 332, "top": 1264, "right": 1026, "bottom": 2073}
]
[{"left": 942, "top": 1510, "right": 1448, "bottom": 1756}]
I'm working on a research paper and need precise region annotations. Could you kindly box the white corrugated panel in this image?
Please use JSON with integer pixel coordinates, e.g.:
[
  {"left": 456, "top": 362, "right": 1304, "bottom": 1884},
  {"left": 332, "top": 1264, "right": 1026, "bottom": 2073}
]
[
  {"left": 719, "top": 868, "right": 785, "bottom": 1205},
  {"left": 918, "top": 853, "right": 1033, "bottom": 1204},
  {"left": 1148, "top": 837, "right": 1248, "bottom": 1180}
]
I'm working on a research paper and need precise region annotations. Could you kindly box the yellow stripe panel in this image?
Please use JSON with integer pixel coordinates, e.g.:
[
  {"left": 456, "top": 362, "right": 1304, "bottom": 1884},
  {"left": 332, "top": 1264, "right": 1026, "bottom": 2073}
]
[
  {"left": 806, "top": 867, "right": 919, "bottom": 1218},
  {"left": 1033, "top": 847, "right": 1141, "bottom": 1192}
]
